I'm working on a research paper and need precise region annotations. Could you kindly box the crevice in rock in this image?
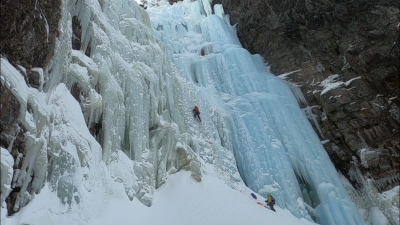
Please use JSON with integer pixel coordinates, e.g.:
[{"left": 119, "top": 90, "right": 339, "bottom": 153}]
[
  {"left": 72, "top": 15, "right": 82, "bottom": 51},
  {"left": 211, "top": 0, "right": 399, "bottom": 193}
]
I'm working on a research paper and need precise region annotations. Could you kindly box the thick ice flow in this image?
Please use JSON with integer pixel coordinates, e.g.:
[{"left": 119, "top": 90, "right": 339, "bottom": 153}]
[
  {"left": 1, "top": 0, "right": 369, "bottom": 224},
  {"left": 148, "top": 1, "right": 364, "bottom": 224}
]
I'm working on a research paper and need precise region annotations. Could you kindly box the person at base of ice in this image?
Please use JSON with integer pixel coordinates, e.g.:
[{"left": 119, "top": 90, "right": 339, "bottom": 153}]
[
  {"left": 265, "top": 193, "right": 276, "bottom": 212},
  {"left": 193, "top": 106, "right": 201, "bottom": 122}
]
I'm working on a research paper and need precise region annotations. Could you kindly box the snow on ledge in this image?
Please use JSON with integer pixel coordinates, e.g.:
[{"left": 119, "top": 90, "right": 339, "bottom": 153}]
[
  {"left": 320, "top": 74, "right": 343, "bottom": 95},
  {"left": 320, "top": 140, "right": 330, "bottom": 145},
  {"left": 277, "top": 69, "right": 301, "bottom": 80},
  {"left": 345, "top": 76, "right": 361, "bottom": 87},
  {"left": 319, "top": 75, "right": 363, "bottom": 96}
]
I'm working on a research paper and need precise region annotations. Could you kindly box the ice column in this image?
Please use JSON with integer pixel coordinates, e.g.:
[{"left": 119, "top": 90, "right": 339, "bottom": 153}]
[{"left": 149, "top": 1, "right": 365, "bottom": 224}]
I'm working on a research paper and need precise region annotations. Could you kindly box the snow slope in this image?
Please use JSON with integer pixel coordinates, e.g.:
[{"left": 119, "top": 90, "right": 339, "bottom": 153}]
[
  {"left": 4, "top": 168, "right": 316, "bottom": 225},
  {"left": 1, "top": 0, "right": 397, "bottom": 225}
]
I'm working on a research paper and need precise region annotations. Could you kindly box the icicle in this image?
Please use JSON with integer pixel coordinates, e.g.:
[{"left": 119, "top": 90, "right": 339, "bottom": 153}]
[
  {"left": 286, "top": 81, "right": 308, "bottom": 106},
  {"left": 214, "top": 4, "right": 224, "bottom": 20},
  {"left": 201, "top": 0, "right": 212, "bottom": 16},
  {"left": 303, "top": 106, "right": 324, "bottom": 138}
]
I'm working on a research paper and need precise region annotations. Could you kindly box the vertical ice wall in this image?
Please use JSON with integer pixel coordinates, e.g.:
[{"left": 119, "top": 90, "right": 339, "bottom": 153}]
[
  {"left": 44, "top": 0, "right": 211, "bottom": 207},
  {"left": 148, "top": 1, "right": 365, "bottom": 224},
  {"left": 1, "top": 0, "right": 365, "bottom": 224},
  {"left": 1, "top": 0, "right": 244, "bottom": 221}
]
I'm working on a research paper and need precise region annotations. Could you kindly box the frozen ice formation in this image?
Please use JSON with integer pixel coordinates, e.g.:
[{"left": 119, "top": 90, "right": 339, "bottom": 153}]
[{"left": 0, "top": 0, "right": 374, "bottom": 224}]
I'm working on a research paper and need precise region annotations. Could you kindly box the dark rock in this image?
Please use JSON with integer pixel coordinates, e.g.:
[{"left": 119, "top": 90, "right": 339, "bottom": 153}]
[
  {"left": 90, "top": 121, "right": 103, "bottom": 137},
  {"left": 0, "top": 0, "right": 62, "bottom": 69},
  {"left": 0, "top": 78, "right": 28, "bottom": 216},
  {"left": 0, "top": 0, "right": 62, "bottom": 216},
  {"left": 26, "top": 68, "right": 42, "bottom": 89},
  {"left": 72, "top": 16, "right": 83, "bottom": 51},
  {"left": 71, "top": 83, "right": 83, "bottom": 103},
  {"left": 0, "top": 82, "right": 21, "bottom": 148},
  {"left": 213, "top": 0, "right": 400, "bottom": 192}
]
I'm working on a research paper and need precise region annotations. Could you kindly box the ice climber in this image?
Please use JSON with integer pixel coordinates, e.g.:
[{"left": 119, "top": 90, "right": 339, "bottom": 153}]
[
  {"left": 265, "top": 193, "right": 276, "bottom": 212},
  {"left": 193, "top": 106, "right": 201, "bottom": 122}
]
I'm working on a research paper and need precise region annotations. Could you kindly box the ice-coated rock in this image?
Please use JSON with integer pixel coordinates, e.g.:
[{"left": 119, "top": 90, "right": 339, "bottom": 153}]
[
  {"left": 1, "top": 0, "right": 395, "bottom": 224},
  {"left": 1, "top": 148, "right": 13, "bottom": 204}
]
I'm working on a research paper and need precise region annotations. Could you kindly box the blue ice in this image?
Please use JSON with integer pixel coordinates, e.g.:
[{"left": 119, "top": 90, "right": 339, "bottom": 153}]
[{"left": 148, "top": 1, "right": 364, "bottom": 224}]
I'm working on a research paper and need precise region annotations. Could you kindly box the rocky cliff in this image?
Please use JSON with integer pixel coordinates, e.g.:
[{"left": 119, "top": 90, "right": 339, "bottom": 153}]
[
  {"left": 1, "top": 0, "right": 62, "bottom": 215},
  {"left": 212, "top": 0, "right": 399, "bottom": 193},
  {"left": 1, "top": 0, "right": 399, "bottom": 220}
]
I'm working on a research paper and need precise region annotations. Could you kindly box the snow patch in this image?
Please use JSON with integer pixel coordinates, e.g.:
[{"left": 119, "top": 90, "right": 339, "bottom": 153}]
[{"left": 320, "top": 74, "right": 343, "bottom": 95}]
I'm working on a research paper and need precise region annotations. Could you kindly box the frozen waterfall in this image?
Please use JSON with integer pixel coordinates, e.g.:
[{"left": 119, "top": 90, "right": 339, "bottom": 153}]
[
  {"left": 147, "top": 1, "right": 364, "bottom": 225},
  {"left": 1, "top": 0, "right": 366, "bottom": 224}
]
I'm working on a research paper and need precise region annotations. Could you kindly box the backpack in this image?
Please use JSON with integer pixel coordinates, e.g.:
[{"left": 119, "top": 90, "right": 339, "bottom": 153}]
[
  {"left": 251, "top": 193, "right": 257, "bottom": 199},
  {"left": 266, "top": 196, "right": 275, "bottom": 204},
  {"left": 194, "top": 106, "right": 199, "bottom": 113}
]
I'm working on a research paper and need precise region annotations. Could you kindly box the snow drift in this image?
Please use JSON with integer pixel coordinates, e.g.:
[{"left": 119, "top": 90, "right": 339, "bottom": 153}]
[{"left": 2, "top": 0, "right": 397, "bottom": 225}]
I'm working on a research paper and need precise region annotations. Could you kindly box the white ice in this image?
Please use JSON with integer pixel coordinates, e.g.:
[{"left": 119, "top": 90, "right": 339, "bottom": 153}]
[
  {"left": 1, "top": 0, "right": 395, "bottom": 225},
  {"left": 147, "top": 1, "right": 365, "bottom": 224},
  {"left": 1, "top": 147, "right": 14, "bottom": 205}
]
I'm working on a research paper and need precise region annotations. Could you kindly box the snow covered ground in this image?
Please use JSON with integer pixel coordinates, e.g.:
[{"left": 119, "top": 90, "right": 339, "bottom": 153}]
[
  {"left": 3, "top": 168, "right": 316, "bottom": 225},
  {"left": 1, "top": 0, "right": 398, "bottom": 225}
]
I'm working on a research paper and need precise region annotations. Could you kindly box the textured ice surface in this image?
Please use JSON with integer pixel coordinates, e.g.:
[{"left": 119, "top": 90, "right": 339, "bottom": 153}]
[
  {"left": 148, "top": 1, "right": 365, "bottom": 224},
  {"left": 0, "top": 0, "right": 372, "bottom": 224},
  {"left": 341, "top": 164, "right": 399, "bottom": 225},
  {"left": 1, "top": 147, "right": 13, "bottom": 204},
  {"left": 1, "top": 0, "right": 221, "bottom": 215}
]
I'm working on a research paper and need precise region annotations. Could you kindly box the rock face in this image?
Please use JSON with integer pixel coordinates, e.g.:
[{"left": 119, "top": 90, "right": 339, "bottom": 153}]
[
  {"left": 212, "top": 0, "right": 399, "bottom": 192},
  {"left": 0, "top": 0, "right": 61, "bottom": 68},
  {"left": 1, "top": 0, "right": 398, "bottom": 219},
  {"left": 0, "top": 0, "right": 62, "bottom": 215}
]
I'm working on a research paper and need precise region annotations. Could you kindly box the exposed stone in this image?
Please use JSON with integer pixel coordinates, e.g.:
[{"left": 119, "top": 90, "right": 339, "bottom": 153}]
[
  {"left": 72, "top": 16, "right": 83, "bottom": 51},
  {"left": 25, "top": 68, "right": 42, "bottom": 89},
  {"left": 0, "top": 68, "right": 29, "bottom": 217},
  {"left": 0, "top": 82, "right": 21, "bottom": 148},
  {"left": 0, "top": 0, "right": 62, "bottom": 69},
  {"left": 0, "top": 0, "right": 62, "bottom": 216},
  {"left": 89, "top": 121, "right": 103, "bottom": 137},
  {"left": 1, "top": 0, "right": 398, "bottom": 219},
  {"left": 5, "top": 128, "right": 26, "bottom": 216},
  {"left": 213, "top": 0, "right": 400, "bottom": 192},
  {"left": 71, "top": 83, "right": 83, "bottom": 103}
]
